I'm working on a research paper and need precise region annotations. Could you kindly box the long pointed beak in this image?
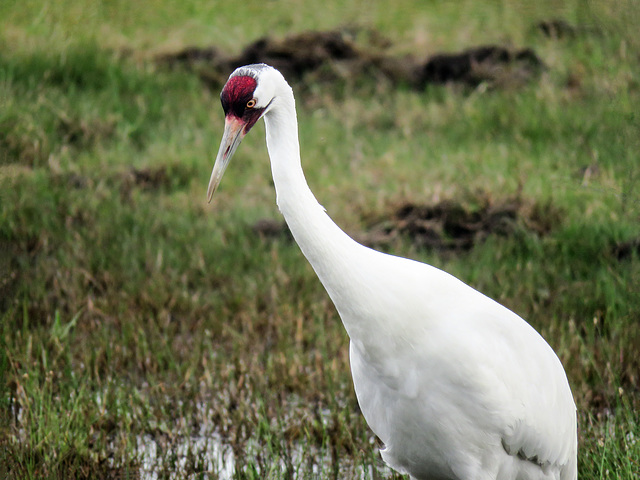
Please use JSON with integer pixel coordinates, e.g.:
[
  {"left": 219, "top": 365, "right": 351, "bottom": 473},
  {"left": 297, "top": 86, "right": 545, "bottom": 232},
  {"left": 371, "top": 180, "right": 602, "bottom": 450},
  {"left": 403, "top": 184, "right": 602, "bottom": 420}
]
[{"left": 207, "top": 116, "right": 246, "bottom": 202}]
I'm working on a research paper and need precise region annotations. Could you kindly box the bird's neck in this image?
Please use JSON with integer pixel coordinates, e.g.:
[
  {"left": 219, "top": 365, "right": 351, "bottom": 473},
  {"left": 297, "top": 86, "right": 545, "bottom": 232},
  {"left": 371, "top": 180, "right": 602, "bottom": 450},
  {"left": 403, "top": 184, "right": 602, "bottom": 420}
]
[
  {"left": 262, "top": 84, "right": 418, "bottom": 349},
  {"left": 263, "top": 90, "right": 364, "bottom": 307}
]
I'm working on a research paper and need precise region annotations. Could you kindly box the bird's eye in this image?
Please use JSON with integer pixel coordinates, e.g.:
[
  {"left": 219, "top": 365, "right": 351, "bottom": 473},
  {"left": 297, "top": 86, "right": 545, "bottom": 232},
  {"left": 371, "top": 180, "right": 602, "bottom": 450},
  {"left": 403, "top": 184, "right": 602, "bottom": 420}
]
[{"left": 246, "top": 99, "right": 256, "bottom": 109}]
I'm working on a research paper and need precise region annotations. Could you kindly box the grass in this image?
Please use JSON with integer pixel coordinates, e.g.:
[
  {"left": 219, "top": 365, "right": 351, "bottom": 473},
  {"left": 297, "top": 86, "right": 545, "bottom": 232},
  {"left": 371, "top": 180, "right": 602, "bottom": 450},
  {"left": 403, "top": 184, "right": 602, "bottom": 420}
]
[{"left": 1, "top": 0, "right": 639, "bottom": 478}]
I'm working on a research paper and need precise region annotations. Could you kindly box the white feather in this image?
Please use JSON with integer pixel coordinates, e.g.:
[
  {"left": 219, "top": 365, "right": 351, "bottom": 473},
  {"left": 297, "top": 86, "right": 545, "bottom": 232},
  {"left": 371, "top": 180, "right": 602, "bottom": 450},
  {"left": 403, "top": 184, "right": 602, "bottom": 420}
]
[{"left": 214, "top": 64, "right": 578, "bottom": 480}]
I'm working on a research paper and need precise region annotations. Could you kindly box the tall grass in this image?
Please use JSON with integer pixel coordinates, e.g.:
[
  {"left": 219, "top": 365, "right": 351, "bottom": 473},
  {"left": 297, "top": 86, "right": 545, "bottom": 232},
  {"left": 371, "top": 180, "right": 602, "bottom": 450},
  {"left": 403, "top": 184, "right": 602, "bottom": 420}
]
[{"left": 1, "top": 0, "right": 639, "bottom": 478}]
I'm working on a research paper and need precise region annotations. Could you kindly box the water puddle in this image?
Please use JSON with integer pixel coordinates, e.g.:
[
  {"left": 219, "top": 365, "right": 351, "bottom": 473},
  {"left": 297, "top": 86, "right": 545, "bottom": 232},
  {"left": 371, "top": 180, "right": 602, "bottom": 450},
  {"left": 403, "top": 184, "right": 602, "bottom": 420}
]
[
  {"left": 136, "top": 433, "right": 235, "bottom": 479},
  {"left": 134, "top": 430, "right": 394, "bottom": 479}
]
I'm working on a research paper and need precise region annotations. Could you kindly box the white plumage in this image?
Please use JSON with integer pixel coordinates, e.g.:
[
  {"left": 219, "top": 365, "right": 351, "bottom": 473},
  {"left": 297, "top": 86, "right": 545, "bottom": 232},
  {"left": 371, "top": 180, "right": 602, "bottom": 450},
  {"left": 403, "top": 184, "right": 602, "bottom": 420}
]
[{"left": 207, "top": 63, "right": 577, "bottom": 480}]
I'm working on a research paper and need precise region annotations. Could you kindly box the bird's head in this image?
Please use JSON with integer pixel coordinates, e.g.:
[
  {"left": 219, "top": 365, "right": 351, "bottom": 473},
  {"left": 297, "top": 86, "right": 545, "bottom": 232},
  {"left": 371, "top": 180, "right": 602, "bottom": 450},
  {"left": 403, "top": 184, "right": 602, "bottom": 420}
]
[{"left": 207, "top": 63, "right": 281, "bottom": 202}]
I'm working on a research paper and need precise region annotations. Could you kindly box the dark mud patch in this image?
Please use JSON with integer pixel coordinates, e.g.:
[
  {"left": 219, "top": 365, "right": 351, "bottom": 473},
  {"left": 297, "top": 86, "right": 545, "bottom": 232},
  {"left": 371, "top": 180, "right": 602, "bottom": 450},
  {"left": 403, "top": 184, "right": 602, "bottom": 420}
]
[
  {"left": 126, "top": 166, "right": 171, "bottom": 190},
  {"left": 251, "top": 218, "right": 292, "bottom": 242},
  {"left": 157, "top": 28, "right": 410, "bottom": 88},
  {"left": 613, "top": 237, "right": 640, "bottom": 261},
  {"left": 362, "top": 193, "right": 562, "bottom": 251},
  {"left": 418, "top": 45, "right": 543, "bottom": 88},
  {"left": 157, "top": 27, "right": 544, "bottom": 90}
]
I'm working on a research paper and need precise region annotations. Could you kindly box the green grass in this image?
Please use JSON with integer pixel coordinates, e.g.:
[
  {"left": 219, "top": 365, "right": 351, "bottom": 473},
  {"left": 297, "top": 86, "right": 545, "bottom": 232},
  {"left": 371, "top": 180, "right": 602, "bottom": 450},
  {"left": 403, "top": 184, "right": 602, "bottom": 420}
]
[{"left": 1, "top": 0, "right": 639, "bottom": 478}]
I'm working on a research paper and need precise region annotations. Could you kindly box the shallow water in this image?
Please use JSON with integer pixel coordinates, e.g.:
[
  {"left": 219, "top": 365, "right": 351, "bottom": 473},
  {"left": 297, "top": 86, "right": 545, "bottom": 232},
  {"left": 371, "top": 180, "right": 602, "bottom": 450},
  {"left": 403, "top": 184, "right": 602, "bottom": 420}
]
[
  {"left": 137, "top": 433, "right": 235, "bottom": 479},
  {"left": 135, "top": 430, "right": 394, "bottom": 479}
]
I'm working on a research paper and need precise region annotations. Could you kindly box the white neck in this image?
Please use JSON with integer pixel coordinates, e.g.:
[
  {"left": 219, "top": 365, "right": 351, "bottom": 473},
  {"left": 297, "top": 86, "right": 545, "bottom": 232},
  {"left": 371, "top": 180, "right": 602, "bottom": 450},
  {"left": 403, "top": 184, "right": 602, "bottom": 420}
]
[{"left": 262, "top": 84, "right": 366, "bottom": 313}]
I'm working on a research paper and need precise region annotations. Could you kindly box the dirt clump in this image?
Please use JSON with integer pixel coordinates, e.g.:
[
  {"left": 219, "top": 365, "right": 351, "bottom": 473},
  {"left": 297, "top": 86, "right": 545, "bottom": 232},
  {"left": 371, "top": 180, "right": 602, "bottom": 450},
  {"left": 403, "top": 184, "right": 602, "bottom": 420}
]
[
  {"left": 363, "top": 193, "right": 561, "bottom": 251},
  {"left": 252, "top": 218, "right": 292, "bottom": 241},
  {"left": 232, "top": 30, "right": 362, "bottom": 79},
  {"left": 418, "top": 45, "right": 544, "bottom": 88},
  {"left": 157, "top": 27, "right": 544, "bottom": 90},
  {"left": 613, "top": 237, "right": 640, "bottom": 261}
]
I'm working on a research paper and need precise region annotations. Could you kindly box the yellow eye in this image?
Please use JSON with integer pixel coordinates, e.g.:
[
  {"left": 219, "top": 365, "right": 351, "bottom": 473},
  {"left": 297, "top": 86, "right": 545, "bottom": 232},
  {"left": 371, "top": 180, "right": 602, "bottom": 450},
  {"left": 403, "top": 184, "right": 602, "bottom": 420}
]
[{"left": 246, "top": 98, "right": 256, "bottom": 108}]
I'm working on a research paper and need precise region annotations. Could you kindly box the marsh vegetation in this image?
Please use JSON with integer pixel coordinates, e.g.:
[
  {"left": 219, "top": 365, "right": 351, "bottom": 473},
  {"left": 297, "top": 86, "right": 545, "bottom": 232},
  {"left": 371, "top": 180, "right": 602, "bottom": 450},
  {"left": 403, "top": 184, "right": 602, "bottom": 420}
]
[{"left": 1, "top": 1, "right": 639, "bottom": 478}]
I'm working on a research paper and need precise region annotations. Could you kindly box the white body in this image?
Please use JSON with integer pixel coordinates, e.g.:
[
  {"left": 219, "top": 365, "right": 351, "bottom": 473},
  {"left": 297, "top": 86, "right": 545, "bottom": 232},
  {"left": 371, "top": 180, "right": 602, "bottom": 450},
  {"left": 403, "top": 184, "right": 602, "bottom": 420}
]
[{"left": 226, "top": 65, "right": 577, "bottom": 480}]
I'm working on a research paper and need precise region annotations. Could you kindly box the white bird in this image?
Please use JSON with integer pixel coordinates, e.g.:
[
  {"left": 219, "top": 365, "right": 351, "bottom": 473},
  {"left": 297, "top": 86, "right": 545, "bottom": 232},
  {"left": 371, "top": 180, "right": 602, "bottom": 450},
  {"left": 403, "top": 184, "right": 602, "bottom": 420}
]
[{"left": 207, "top": 63, "right": 577, "bottom": 480}]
